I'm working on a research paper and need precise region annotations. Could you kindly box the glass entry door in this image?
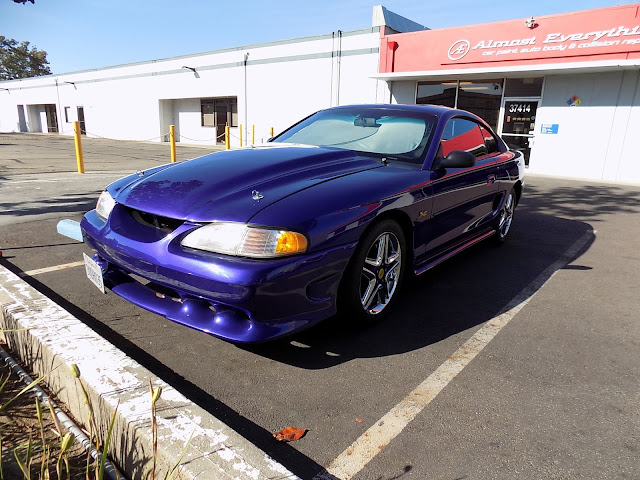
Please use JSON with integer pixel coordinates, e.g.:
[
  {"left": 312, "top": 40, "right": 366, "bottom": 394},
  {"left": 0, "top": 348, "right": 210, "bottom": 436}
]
[
  {"left": 44, "top": 104, "right": 58, "bottom": 133},
  {"left": 500, "top": 98, "right": 540, "bottom": 166},
  {"left": 77, "top": 106, "right": 86, "bottom": 135}
]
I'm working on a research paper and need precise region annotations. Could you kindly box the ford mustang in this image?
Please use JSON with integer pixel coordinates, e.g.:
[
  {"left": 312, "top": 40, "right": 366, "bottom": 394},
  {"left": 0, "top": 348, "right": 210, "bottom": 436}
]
[{"left": 80, "top": 104, "right": 524, "bottom": 343}]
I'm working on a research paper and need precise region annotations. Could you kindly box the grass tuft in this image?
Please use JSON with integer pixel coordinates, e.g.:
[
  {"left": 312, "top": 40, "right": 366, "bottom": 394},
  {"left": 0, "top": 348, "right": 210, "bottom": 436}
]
[{"left": 1, "top": 354, "right": 193, "bottom": 480}]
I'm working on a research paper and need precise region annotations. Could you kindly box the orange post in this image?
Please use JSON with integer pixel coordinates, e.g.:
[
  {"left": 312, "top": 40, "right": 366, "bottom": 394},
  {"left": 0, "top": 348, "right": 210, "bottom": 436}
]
[
  {"left": 269, "top": 126, "right": 274, "bottom": 138},
  {"left": 225, "top": 126, "right": 230, "bottom": 150},
  {"left": 239, "top": 124, "right": 243, "bottom": 147}
]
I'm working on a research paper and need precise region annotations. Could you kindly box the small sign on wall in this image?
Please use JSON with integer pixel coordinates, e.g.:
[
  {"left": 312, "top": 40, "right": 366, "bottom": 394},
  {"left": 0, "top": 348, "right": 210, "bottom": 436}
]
[
  {"left": 567, "top": 96, "right": 582, "bottom": 106},
  {"left": 540, "top": 124, "right": 559, "bottom": 134}
]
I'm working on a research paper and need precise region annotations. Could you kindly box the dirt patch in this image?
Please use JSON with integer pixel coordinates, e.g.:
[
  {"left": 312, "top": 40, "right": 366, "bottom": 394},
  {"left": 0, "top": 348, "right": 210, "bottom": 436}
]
[{"left": 1, "top": 352, "right": 118, "bottom": 480}]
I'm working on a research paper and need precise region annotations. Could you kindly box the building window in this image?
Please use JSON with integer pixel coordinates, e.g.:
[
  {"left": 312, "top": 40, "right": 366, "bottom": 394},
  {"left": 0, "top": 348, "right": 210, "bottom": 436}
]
[
  {"left": 201, "top": 97, "right": 238, "bottom": 128},
  {"left": 504, "top": 77, "right": 543, "bottom": 97},
  {"left": 416, "top": 82, "right": 456, "bottom": 107},
  {"left": 201, "top": 100, "right": 215, "bottom": 127},
  {"left": 64, "top": 106, "right": 71, "bottom": 123},
  {"left": 417, "top": 79, "right": 504, "bottom": 131},
  {"left": 456, "top": 79, "right": 503, "bottom": 131}
]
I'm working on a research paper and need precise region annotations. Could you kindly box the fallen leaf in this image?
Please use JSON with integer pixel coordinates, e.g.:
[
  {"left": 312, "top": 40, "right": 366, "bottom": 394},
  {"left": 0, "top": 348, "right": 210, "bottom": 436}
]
[
  {"left": 355, "top": 418, "right": 363, "bottom": 423},
  {"left": 273, "top": 427, "right": 307, "bottom": 442}
]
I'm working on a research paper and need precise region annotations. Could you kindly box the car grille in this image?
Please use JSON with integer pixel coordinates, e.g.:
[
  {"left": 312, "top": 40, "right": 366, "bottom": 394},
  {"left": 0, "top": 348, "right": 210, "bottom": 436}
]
[{"left": 126, "top": 207, "right": 183, "bottom": 233}]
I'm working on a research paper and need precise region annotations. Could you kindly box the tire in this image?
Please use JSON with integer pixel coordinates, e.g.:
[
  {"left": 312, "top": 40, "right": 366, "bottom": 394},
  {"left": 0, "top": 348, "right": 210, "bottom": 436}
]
[
  {"left": 494, "top": 188, "right": 516, "bottom": 245},
  {"left": 339, "top": 219, "right": 406, "bottom": 324}
]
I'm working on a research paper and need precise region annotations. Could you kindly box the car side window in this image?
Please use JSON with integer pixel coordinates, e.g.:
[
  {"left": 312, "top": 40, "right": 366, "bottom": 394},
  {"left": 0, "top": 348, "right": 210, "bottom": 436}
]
[
  {"left": 440, "top": 118, "right": 488, "bottom": 158},
  {"left": 479, "top": 125, "right": 499, "bottom": 154}
]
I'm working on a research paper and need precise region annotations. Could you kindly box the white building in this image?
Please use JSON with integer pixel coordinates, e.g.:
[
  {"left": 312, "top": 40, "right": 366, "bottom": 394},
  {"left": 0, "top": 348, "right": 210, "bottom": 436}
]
[
  {"left": 0, "top": 7, "right": 414, "bottom": 146},
  {"left": 2, "top": 4, "right": 640, "bottom": 184}
]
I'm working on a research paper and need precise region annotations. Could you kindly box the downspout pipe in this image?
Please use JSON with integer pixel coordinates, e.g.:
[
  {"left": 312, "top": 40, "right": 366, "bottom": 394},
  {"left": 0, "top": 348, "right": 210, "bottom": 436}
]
[
  {"left": 244, "top": 52, "right": 250, "bottom": 146},
  {"left": 336, "top": 30, "right": 342, "bottom": 106}
]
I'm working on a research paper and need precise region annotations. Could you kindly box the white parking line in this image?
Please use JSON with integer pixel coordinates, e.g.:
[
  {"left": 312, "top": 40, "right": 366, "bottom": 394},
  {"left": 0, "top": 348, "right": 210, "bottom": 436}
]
[
  {"left": 19, "top": 261, "right": 85, "bottom": 278},
  {"left": 9, "top": 179, "right": 62, "bottom": 184},
  {"left": 314, "top": 230, "right": 595, "bottom": 480}
]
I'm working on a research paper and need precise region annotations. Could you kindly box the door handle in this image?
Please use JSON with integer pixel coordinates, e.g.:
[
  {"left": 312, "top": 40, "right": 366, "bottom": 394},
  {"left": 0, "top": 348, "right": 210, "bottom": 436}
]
[{"left": 487, "top": 175, "right": 496, "bottom": 186}]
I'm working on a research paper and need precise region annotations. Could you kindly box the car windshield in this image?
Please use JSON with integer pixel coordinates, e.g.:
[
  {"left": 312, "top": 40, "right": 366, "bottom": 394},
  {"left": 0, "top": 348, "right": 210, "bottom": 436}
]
[{"left": 272, "top": 108, "right": 437, "bottom": 163}]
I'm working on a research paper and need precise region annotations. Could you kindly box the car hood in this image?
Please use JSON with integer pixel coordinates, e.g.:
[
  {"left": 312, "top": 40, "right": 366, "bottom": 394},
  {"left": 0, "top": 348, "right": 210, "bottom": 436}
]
[{"left": 112, "top": 144, "right": 382, "bottom": 223}]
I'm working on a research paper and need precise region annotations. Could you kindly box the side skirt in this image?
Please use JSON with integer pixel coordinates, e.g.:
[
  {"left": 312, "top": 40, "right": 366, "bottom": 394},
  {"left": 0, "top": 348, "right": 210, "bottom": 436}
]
[{"left": 414, "top": 230, "right": 496, "bottom": 276}]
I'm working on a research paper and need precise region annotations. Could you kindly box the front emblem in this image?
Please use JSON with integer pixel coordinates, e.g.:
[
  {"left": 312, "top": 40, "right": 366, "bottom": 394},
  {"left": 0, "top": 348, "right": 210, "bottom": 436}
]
[{"left": 252, "top": 190, "right": 264, "bottom": 201}]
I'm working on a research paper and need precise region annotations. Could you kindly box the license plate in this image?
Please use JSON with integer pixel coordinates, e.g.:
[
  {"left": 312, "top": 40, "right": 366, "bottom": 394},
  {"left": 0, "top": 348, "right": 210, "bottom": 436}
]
[{"left": 83, "top": 253, "right": 105, "bottom": 293}]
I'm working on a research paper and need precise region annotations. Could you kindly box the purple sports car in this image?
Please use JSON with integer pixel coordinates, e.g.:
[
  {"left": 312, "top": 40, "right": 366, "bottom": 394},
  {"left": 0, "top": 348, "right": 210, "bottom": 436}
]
[{"left": 81, "top": 104, "right": 524, "bottom": 343}]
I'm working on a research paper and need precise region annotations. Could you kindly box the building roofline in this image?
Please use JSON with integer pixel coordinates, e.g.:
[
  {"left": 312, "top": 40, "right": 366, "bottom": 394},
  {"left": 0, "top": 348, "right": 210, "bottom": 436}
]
[
  {"left": 0, "top": 27, "right": 380, "bottom": 84},
  {"left": 382, "top": 3, "right": 640, "bottom": 37}
]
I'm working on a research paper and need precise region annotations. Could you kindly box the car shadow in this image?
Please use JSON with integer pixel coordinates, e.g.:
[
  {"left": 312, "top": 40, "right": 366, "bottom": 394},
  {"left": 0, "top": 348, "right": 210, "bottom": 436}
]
[
  {"left": 240, "top": 206, "right": 595, "bottom": 369},
  {"left": 0, "top": 193, "right": 98, "bottom": 219}
]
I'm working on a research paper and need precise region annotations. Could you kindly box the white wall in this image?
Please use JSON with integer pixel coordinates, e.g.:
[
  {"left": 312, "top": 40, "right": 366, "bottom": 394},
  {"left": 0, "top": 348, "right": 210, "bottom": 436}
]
[
  {"left": 26, "top": 105, "right": 42, "bottom": 133},
  {"left": 0, "top": 29, "right": 381, "bottom": 148},
  {"left": 389, "top": 81, "right": 416, "bottom": 105},
  {"left": 16, "top": 105, "right": 27, "bottom": 132},
  {"left": 38, "top": 106, "right": 48, "bottom": 133},
  {"left": 530, "top": 71, "right": 640, "bottom": 183},
  {"left": 607, "top": 71, "right": 640, "bottom": 183}
]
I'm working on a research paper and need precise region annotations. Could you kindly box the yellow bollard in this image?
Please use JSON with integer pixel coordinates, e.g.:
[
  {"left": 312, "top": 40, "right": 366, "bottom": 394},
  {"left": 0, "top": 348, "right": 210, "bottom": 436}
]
[
  {"left": 225, "top": 126, "right": 230, "bottom": 150},
  {"left": 73, "top": 121, "right": 85, "bottom": 174},
  {"left": 239, "top": 124, "right": 243, "bottom": 147},
  {"left": 269, "top": 127, "right": 274, "bottom": 138},
  {"left": 251, "top": 125, "right": 255, "bottom": 145},
  {"left": 169, "top": 125, "right": 177, "bottom": 163}
]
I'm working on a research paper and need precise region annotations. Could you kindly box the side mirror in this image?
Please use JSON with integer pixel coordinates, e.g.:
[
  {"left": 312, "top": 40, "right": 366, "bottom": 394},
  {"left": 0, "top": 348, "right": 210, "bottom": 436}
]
[{"left": 432, "top": 150, "right": 476, "bottom": 171}]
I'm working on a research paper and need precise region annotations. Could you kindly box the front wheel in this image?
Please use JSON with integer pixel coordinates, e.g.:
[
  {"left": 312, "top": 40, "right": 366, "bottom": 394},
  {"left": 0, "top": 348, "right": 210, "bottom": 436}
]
[
  {"left": 494, "top": 189, "right": 516, "bottom": 244},
  {"left": 339, "top": 219, "right": 406, "bottom": 324}
]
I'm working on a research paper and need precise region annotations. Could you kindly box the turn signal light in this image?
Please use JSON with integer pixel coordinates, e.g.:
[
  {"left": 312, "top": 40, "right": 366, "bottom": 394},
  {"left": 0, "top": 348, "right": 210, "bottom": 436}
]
[{"left": 276, "top": 231, "right": 308, "bottom": 254}]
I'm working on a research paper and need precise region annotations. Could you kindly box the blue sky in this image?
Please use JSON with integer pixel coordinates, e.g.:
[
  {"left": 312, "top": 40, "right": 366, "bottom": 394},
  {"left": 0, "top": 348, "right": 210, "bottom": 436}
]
[{"left": 1, "top": 0, "right": 637, "bottom": 74}]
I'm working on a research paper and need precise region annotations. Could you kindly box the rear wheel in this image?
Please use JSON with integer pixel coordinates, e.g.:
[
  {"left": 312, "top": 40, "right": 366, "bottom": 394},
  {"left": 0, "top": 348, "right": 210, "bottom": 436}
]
[
  {"left": 339, "top": 219, "right": 406, "bottom": 324},
  {"left": 494, "top": 189, "right": 515, "bottom": 244}
]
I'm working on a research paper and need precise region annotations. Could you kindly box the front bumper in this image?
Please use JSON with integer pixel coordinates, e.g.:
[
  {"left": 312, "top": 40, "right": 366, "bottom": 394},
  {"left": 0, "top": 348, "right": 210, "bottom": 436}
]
[{"left": 81, "top": 208, "right": 356, "bottom": 343}]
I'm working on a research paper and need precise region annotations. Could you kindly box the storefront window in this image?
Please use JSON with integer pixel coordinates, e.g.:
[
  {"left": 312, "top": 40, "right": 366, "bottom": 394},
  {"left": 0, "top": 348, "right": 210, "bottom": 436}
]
[
  {"left": 416, "top": 82, "right": 456, "bottom": 108},
  {"left": 456, "top": 79, "right": 504, "bottom": 131},
  {"left": 504, "top": 77, "right": 543, "bottom": 97},
  {"left": 416, "top": 79, "right": 504, "bottom": 130}
]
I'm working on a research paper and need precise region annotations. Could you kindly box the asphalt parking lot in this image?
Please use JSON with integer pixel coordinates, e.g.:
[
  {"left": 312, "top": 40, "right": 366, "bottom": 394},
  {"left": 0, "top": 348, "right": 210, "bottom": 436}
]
[{"left": 1, "top": 133, "right": 639, "bottom": 479}]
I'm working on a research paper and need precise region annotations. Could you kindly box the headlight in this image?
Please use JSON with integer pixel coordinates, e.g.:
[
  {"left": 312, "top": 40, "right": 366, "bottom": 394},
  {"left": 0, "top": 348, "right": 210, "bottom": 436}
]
[
  {"left": 96, "top": 190, "right": 116, "bottom": 220},
  {"left": 181, "top": 222, "right": 308, "bottom": 258}
]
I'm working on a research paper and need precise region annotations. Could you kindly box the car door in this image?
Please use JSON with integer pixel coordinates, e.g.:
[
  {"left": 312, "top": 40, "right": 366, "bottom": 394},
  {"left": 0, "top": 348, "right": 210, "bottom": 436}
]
[{"left": 422, "top": 117, "right": 499, "bottom": 255}]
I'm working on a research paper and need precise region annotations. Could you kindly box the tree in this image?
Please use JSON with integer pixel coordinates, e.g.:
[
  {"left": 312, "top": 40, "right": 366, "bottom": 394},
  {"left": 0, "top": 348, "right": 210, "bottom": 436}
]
[
  {"left": 13, "top": 0, "right": 35, "bottom": 4},
  {"left": 0, "top": 36, "right": 51, "bottom": 80}
]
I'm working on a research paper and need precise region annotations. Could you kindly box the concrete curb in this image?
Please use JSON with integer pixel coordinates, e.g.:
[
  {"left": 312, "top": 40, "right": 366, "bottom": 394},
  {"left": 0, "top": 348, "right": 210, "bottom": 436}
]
[{"left": 0, "top": 264, "right": 300, "bottom": 480}]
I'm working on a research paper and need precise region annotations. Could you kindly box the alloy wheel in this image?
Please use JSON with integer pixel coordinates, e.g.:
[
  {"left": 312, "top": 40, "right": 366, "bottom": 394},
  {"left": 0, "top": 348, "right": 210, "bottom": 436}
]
[
  {"left": 359, "top": 231, "right": 402, "bottom": 314},
  {"left": 498, "top": 192, "right": 515, "bottom": 239}
]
